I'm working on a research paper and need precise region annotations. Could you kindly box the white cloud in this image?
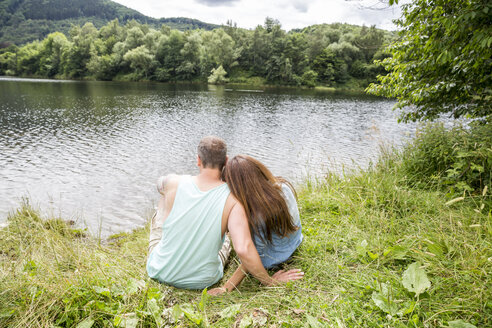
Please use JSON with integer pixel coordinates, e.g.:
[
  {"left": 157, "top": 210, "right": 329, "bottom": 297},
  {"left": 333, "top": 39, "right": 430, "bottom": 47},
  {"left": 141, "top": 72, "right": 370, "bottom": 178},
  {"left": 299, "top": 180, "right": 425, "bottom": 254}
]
[
  {"left": 193, "top": 0, "right": 239, "bottom": 6},
  {"left": 112, "top": 0, "right": 402, "bottom": 31},
  {"left": 289, "top": 0, "right": 314, "bottom": 13}
]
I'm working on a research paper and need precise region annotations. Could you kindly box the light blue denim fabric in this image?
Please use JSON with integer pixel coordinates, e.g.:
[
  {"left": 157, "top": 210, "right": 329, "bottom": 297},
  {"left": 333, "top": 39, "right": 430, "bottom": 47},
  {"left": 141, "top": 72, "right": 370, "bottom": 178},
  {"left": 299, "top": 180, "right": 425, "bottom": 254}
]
[{"left": 253, "top": 184, "right": 303, "bottom": 269}]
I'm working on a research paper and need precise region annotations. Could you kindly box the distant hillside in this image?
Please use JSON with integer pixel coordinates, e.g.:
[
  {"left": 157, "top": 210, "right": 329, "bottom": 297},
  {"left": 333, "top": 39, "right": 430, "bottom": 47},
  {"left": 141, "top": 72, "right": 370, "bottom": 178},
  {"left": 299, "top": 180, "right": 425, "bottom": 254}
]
[{"left": 0, "top": 0, "right": 219, "bottom": 46}]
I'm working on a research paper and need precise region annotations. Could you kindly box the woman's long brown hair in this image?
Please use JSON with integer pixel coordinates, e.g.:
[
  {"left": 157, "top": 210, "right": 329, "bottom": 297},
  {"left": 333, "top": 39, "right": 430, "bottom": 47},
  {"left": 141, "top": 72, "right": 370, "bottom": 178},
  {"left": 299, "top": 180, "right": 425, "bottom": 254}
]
[{"left": 223, "top": 155, "right": 298, "bottom": 243}]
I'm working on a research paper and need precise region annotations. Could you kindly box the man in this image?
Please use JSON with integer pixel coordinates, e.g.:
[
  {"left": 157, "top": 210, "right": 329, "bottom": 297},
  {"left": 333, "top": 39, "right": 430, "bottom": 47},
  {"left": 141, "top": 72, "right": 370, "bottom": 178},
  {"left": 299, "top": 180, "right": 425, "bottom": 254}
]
[{"left": 147, "top": 136, "right": 303, "bottom": 290}]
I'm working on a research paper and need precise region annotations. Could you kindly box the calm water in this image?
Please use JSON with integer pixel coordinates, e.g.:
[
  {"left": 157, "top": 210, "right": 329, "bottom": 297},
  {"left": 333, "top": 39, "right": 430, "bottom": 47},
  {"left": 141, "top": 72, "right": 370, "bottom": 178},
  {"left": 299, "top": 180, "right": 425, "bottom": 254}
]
[{"left": 0, "top": 77, "right": 415, "bottom": 236}]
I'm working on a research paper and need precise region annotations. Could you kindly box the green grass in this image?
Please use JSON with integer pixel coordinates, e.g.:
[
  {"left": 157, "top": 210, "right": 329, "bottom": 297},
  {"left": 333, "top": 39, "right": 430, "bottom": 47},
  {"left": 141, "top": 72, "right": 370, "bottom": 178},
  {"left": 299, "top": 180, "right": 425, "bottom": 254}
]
[{"left": 1, "top": 149, "right": 490, "bottom": 327}]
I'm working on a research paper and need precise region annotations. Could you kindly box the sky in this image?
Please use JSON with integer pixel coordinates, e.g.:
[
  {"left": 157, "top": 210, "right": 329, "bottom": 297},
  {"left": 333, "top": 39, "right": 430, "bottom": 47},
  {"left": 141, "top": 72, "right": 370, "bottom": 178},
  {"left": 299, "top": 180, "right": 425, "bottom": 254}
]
[{"left": 111, "top": 0, "right": 405, "bottom": 31}]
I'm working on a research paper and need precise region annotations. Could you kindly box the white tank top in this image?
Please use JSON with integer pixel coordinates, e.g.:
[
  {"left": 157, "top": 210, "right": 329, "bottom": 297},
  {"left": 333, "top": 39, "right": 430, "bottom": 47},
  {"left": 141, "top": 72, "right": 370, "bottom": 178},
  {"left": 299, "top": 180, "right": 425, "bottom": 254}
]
[{"left": 146, "top": 175, "right": 230, "bottom": 289}]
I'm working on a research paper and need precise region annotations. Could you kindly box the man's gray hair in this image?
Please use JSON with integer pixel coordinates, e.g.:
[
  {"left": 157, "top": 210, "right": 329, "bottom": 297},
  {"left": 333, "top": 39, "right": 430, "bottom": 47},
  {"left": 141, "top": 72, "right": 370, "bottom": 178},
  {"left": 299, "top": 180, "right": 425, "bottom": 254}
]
[{"left": 197, "top": 136, "right": 227, "bottom": 170}]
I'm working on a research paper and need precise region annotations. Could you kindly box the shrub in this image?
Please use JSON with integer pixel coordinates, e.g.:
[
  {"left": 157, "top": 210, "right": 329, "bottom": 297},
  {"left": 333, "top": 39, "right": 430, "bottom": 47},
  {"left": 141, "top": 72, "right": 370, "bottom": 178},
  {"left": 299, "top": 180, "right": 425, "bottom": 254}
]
[
  {"left": 300, "top": 70, "right": 317, "bottom": 88},
  {"left": 400, "top": 121, "right": 492, "bottom": 198},
  {"left": 208, "top": 65, "right": 228, "bottom": 85}
]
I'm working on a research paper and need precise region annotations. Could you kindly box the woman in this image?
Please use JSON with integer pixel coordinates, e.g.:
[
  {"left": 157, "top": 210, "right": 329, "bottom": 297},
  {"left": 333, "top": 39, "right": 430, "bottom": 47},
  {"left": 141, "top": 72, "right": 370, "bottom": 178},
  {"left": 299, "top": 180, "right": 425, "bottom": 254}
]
[{"left": 209, "top": 155, "right": 303, "bottom": 295}]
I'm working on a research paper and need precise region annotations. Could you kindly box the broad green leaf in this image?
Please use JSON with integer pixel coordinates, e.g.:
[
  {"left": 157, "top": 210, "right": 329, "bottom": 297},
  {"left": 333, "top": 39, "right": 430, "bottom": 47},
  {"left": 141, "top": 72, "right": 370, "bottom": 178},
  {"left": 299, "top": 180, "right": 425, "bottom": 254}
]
[
  {"left": 402, "top": 262, "right": 431, "bottom": 297},
  {"left": 147, "top": 298, "right": 163, "bottom": 327},
  {"left": 172, "top": 304, "right": 183, "bottom": 321},
  {"left": 179, "top": 303, "right": 194, "bottom": 315},
  {"left": 146, "top": 287, "right": 161, "bottom": 300},
  {"left": 122, "top": 317, "right": 138, "bottom": 328},
  {"left": 427, "top": 241, "right": 445, "bottom": 257},
  {"left": 92, "top": 286, "right": 110, "bottom": 297},
  {"left": 114, "top": 314, "right": 138, "bottom": 328},
  {"left": 111, "top": 285, "right": 125, "bottom": 297},
  {"left": 356, "top": 239, "right": 368, "bottom": 257},
  {"left": 470, "top": 163, "right": 484, "bottom": 173},
  {"left": 239, "top": 315, "right": 253, "bottom": 328},
  {"left": 180, "top": 303, "right": 202, "bottom": 325},
  {"left": 126, "top": 279, "right": 145, "bottom": 295},
  {"left": 92, "top": 300, "right": 108, "bottom": 311},
  {"left": 371, "top": 289, "right": 399, "bottom": 316},
  {"left": 219, "top": 304, "right": 241, "bottom": 319},
  {"left": 0, "top": 309, "right": 14, "bottom": 319},
  {"left": 199, "top": 288, "right": 208, "bottom": 311},
  {"left": 306, "top": 314, "right": 322, "bottom": 328},
  {"left": 397, "top": 301, "right": 416, "bottom": 316},
  {"left": 448, "top": 320, "right": 477, "bottom": 328},
  {"left": 390, "top": 245, "right": 409, "bottom": 260},
  {"left": 76, "top": 318, "right": 94, "bottom": 328}
]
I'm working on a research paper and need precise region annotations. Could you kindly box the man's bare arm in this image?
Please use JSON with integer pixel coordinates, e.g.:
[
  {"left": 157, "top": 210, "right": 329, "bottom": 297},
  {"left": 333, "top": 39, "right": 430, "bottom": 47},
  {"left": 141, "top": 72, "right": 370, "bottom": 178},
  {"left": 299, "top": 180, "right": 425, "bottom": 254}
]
[
  {"left": 157, "top": 174, "right": 178, "bottom": 195},
  {"left": 154, "top": 174, "right": 181, "bottom": 228}
]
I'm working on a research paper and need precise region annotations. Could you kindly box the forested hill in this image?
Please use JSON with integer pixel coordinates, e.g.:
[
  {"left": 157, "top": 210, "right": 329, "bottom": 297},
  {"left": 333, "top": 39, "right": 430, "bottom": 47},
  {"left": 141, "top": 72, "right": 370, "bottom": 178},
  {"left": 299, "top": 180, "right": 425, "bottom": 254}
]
[
  {"left": 0, "top": 0, "right": 219, "bottom": 45},
  {"left": 0, "top": 17, "right": 395, "bottom": 90}
]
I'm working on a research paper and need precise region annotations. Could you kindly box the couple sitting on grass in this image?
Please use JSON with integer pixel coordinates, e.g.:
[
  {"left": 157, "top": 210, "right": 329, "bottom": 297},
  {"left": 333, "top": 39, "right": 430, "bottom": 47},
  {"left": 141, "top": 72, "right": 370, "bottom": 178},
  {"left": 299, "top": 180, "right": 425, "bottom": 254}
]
[{"left": 146, "top": 136, "right": 304, "bottom": 294}]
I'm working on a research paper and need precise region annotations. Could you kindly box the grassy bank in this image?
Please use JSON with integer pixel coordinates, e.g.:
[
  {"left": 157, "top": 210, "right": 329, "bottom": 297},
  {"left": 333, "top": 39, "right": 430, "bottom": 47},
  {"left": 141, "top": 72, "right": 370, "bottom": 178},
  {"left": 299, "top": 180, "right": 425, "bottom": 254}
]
[{"left": 1, "top": 131, "right": 491, "bottom": 327}]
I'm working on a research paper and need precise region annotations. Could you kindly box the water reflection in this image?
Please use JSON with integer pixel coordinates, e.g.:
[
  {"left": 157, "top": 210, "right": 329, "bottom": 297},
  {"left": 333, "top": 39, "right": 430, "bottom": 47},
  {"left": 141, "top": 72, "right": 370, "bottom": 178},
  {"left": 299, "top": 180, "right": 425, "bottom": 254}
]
[{"left": 0, "top": 77, "right": 415, "bottom": 235}]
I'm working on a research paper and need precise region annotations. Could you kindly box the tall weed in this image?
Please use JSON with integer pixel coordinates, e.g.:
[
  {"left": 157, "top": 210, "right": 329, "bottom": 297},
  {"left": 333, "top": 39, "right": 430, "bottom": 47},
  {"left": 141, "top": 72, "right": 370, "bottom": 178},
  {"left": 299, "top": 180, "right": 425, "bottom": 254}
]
[{"left": 400, "top": 122, "right": 491, "bottom": 202}]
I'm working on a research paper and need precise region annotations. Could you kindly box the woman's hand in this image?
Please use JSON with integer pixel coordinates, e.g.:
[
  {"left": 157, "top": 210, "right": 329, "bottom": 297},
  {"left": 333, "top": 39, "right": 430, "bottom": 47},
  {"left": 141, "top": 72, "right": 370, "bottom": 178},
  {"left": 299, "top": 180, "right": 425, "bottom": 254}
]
[
  {"left": 208, "top": 265, "right": 247, "bottom": 296},
  {"left": 271, "top": 268, "right": 304, "bottom": 283},
  {"left": 208, "top": 268, "right": 304, "bottom": 296},
  {"left": 207, "top": 287, "right": 228, "bottom": 296}
]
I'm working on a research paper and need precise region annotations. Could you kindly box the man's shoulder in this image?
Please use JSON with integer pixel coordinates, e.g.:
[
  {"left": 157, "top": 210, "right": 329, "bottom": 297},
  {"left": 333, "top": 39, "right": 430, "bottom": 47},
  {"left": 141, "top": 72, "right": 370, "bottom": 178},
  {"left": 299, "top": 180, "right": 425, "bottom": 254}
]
[{"left": 157, "top": 174, "right": 186, "bottom": 194}]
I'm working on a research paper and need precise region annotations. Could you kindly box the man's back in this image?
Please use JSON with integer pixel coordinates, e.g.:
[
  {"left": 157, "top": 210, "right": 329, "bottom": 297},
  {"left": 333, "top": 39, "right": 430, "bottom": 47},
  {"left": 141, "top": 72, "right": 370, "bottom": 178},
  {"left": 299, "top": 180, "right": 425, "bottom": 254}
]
[{"left": 146, "top": 175, "right": 230, "bottom": 289}]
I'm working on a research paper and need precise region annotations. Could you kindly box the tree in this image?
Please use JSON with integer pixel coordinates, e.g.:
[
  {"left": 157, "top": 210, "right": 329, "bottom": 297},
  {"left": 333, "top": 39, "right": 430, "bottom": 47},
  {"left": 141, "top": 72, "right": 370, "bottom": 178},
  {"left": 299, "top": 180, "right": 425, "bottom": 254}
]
[
  {"left": 39, "top": 32, "right": 69, "bottom": 77},
  {"left": 177, "top": 31, "right": 202, "bottom": 80},
  {"left": 367, "top": 0, "right": 492, "bottom": 122},
  {"left": 353, "top": 25, "right": 385, "bottom": 61},
  {"left": 99, "top": 19, "right": 125, "bottom": 55},
  {"left": 63, "top": 23, "right": 97, "bottom": 78},
  {"left": 0, "top": 15, "right": 392, "bottom": 86},
  {"left": 16, "top": 41, "right": 42, "bottom": 75},
  {"left": 201, "top": 29, "right": 239, "bottom": 73},
  {"left": 284, "top": 33, "right": 308, "bottom": 77},
  {"left": 305, "top": 26, "right": 335, "bottom": 61},
  {"left": 87, "top": 53, "right": 119, "bottom": 80},
  {"left": 0, "top": 50, "right": 17, "bottom": 75},
  {"left": 123, "top": 45, "right": 154, "bottom": 79},
  {"left": 124, "top": 26, "right": 145, "bottom": 50},
  {"left": 208, "top": 65, "right": 228, "bottom": 84},
  {"left": 312, "top": 49, "right": 336, "bottom": 84},
  {"left": 301, "top": 70, "right": 317, "bottom": 88},
  {"left": 155, "top": 30, "right": 184, "bottom": 81}
]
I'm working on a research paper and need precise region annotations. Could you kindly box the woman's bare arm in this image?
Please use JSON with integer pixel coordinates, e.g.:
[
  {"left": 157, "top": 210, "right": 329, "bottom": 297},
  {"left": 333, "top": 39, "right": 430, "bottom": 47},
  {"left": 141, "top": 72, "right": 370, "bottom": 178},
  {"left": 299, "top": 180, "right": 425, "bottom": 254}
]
[
  {"left": 209, "top": 203, "right": 303, "bottom": 295},
  {"left": 208, "top": 265, "right": 247, "bottom": 296}
]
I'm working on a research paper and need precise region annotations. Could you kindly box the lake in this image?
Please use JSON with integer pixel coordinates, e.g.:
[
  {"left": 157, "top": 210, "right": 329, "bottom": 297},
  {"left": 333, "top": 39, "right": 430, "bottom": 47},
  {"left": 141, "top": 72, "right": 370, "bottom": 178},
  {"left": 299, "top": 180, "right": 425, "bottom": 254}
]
[{"left": 0, "top": 77, "right": 415, "bottom": 236}]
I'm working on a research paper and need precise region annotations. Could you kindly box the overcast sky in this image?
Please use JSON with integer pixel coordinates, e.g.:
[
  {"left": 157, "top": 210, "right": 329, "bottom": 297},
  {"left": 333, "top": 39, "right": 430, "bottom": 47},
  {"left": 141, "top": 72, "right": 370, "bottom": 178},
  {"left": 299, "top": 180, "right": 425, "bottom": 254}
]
[{"left": 112, "top": 0, "right": 404, "bottom": 31}]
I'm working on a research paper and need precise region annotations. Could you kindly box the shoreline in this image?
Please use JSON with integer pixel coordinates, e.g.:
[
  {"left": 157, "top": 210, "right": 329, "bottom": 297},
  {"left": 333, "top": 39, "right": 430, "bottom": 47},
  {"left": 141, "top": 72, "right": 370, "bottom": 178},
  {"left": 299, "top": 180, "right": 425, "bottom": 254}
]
[{"left": 0, "top": 74, "right": 368, "bottom": 93}]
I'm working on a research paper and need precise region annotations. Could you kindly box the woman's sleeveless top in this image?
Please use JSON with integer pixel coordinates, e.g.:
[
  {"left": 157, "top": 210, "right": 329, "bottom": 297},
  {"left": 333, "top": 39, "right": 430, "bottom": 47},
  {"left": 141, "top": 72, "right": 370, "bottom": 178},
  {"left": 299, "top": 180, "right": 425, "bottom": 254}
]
[{"left": 253, "top": 183, "right": 303, "bottom": 268}]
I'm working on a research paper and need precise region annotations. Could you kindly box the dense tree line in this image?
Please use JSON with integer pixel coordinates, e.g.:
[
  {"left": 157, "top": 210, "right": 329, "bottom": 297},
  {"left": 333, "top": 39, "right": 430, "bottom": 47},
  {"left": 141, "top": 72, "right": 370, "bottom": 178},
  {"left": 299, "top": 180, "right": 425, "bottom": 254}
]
[
  {"left": 0, "top": 18, "right": 394, "bottom": 87},
  {"left": 368, "top": 0, "right": 491, "bottom": 122},
  {"left": 0, "top": 0, "right": 218, "bottom": 45}
]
